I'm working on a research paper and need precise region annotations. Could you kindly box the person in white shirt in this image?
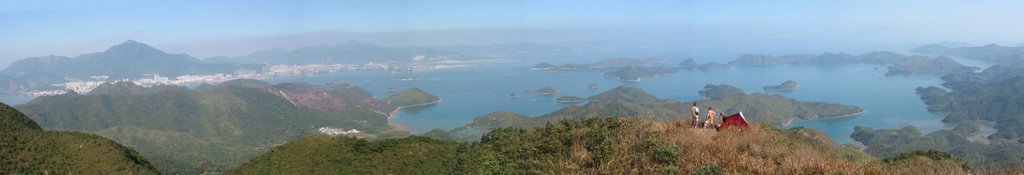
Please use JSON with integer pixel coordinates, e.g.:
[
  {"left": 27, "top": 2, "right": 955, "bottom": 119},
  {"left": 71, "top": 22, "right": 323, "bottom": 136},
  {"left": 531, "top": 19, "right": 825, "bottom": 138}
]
[{"left": 690, "top": 102, "right": 700, "bottom": 128}]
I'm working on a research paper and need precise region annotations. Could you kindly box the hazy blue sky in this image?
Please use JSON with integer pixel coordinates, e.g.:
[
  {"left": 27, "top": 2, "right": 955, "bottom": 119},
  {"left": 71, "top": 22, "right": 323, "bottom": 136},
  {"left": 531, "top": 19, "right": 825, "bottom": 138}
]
[{"left": 2, "top": 0, "right": 1023, "bottom": 66}]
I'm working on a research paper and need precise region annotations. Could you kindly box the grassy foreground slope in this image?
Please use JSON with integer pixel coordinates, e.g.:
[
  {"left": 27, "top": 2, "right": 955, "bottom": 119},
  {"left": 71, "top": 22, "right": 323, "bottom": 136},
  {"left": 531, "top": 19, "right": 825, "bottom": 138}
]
[
  {"left": 1, "top": 102, "right": 158, "bottom": 174},
  {"left": 230, "top": 118, "right": 970, "bottom": 174}
]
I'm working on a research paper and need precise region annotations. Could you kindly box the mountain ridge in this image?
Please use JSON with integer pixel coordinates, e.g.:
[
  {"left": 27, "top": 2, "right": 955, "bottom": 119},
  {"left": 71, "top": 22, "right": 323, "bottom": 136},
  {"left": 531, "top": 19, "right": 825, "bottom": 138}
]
[
  {"left": 14, "top": 79, "right": 404, "bottom": 173},
  {"left": 0, "top": 40, "right": 262, "bottom": 86},
  {"left": 228, "top": 117, "right": 972, "bottom": 174}
]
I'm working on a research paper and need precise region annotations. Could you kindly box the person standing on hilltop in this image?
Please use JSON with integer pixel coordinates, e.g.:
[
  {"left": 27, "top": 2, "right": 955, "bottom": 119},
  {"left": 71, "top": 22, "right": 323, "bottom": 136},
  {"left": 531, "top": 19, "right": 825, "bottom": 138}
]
[
  {"left": 691, "top": 102, "right": 701, "bottom": 128},
  {"left": 706, "top": 107, "right": 716, "bottom": 128}
]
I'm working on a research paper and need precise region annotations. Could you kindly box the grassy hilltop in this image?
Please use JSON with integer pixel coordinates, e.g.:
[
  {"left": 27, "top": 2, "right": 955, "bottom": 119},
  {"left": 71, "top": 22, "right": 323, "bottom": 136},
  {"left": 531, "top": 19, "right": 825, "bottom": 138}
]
[
  {"left": 229, "top": 118, "right": 971, "bottom": 174},
  {"left": 1, "top": 102, "right": 159, "bottom": 174}
]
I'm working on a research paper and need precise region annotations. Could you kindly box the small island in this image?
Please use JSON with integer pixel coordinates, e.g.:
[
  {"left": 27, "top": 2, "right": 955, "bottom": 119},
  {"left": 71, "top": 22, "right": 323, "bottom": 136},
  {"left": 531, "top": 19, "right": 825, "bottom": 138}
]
[
  {"left": 588, "top": 84, "right": 599, "bottom": 90},
  {"left": 555, "top": 96, "right": 585, "bottom": 104},
  {"left": 603, "top": 66, "right": 680, "bottom": 82},
  {"left": 728, "top": 54, "right": 808, "bottom": 66},
  {"left": 534, "top": 86, "right": 559, "bottom": 95},
  {"left": 529, "top": 57, "right": 664, "bottom": 72},
  {"left": 698, "top": 62, "right": 731, "bottom": 72},
  {"left": 391, "top": 77, "right": 418, "bottom": 81},
  {"left": 698, "top": 84, "right": 746, "bottom": 99},
  {"left": 508, "top": 93, "right": 520, "bottom": 99},
  {"left": 530, "top": 63, "right": 585, "bottom": 72},
  {"left": 678, "top": 58, "right": 699, "bottom": 69},
  {"left": 884, "top": 56, "right": 978, "bottom": 76},
  {"left": 384, "top": 88, "right": 441, "bottom": 108},
  {"left": 763, "top": 80, "right": 798, "bottom": 91},
  {"left": 531, "top": 57, "right": 680, "bottom": 81}
]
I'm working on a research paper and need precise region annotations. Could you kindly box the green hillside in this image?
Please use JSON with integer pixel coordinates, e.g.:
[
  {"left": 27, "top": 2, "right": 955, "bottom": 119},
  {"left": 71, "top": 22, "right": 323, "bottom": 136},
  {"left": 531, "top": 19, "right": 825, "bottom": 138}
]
[
  {"left": 855, "top": 65, "right": 1024, "bottom": 171},
  {"left": 228, "top": 136, "right": 460, "bottom": 174},
  {"left": 1, "top": 102, "right": 159, "bottom": 174},
  {"left": 449, "top": 85, "right": 861, "bottom": 138},
  {"left": 230, "top": 117, "right": 970, "bottom": 174},
  {"left": 14, "top": 79, "right": 405, "bottom": 174}
]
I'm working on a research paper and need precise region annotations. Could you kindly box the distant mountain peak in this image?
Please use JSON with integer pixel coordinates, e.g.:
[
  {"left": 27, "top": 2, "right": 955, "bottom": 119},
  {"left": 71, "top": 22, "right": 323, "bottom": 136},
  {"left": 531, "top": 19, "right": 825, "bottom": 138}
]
[
  {"left": 104, "top": 40, "right": 164, "bottom": 55},
  {"left": 982, "top": 43, "right": 1002, "bottom": 48}
]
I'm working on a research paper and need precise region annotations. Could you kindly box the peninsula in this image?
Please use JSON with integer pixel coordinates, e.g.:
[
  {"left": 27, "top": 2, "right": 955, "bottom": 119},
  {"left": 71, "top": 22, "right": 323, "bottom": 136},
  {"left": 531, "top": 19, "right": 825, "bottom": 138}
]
[{"left": 763, "top": 80, "right": 798, "bottom": 91}]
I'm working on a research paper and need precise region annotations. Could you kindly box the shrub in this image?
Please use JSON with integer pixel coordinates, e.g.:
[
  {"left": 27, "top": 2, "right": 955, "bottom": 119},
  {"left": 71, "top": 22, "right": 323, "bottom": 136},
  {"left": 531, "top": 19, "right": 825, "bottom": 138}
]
[
  {"left": 691, "top": 163, "right": 724, "bottom": 175},
  {"left": 653, "top": 144, "right": 683, "bottom": 164}
]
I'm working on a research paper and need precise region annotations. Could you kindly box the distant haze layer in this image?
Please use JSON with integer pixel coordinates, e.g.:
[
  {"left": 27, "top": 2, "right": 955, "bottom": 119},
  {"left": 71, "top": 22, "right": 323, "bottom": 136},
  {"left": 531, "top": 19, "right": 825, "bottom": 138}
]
[{"left": 2, "top": 1, "right": 1024, "bottom": 67}]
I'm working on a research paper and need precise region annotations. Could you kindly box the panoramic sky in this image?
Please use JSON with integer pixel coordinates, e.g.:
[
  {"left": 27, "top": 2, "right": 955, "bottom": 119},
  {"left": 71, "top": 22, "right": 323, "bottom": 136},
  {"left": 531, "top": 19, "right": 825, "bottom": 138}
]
[{"left": 2, "top": 0, "right": 1023, "bottom": 67}]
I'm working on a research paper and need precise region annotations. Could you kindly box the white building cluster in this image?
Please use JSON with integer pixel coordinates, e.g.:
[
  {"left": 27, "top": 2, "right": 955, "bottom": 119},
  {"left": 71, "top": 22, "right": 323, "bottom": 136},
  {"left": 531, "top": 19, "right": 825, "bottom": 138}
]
[
  {"left": 265, "top": 64, "right": 359, "bottom": 76},
  {"left": 29, "top": 58, "right": 500, "bottom": 96},
  {"left": 51, "top": 73, "right": 266, "bottom": 95},
  {"left": 25, "top": 89, "right": 69, "bottom": 96},
  {"left": 362, "top": 62, "right": 391, "bottom": 71},
  {"left": 318, "top": 127, "right": 362, "bottom": 136},
  {"left": 56, "top": 80, "right": 108, "bottom": 94}
]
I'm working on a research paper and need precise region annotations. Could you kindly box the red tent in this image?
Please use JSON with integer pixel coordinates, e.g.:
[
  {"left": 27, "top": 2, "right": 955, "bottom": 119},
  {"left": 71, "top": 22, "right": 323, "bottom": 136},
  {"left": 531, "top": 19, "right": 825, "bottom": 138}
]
[{"left": 720, "top": 112, "right": 749, "bottom": 129}]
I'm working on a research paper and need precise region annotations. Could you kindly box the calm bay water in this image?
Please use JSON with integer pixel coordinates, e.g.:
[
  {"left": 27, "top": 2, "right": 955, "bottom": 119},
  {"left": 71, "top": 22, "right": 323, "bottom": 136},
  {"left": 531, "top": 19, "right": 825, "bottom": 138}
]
[
  {"left": 268, "top": 62, "right": 951, "bottom": 143},
  {"left": 1, "top": 60, "right": 955, "bottom": 144}
]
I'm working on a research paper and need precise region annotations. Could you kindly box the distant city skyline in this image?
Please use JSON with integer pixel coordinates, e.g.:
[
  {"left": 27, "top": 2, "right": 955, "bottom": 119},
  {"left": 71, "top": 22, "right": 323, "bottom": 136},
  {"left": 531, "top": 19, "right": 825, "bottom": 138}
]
[{"left": 2, "top": 0, "right": 1023, "bottom": 68}]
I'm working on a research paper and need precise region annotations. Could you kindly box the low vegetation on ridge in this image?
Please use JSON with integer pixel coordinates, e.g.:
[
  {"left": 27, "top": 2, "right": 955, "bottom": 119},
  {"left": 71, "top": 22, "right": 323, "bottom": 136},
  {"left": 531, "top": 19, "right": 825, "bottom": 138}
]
[
  {"left": 1, "top": 102, "right": 159, "bottom": 174},
  {"left": 229, "top": 118, "right": 970, "bottom": 174}
]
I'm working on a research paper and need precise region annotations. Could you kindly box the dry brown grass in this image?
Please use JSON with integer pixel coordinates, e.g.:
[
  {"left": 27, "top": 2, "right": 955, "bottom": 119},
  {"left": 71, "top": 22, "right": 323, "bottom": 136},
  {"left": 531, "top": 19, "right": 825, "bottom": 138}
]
[
  {"left": 884, "top": 156, "right": 973, "bottom": 175},
  {"left": 661, "top": 119, "right": 880, "bottom": 174},
  {"left": 561, "top": 118, "right": 957, "bottom": 174},
  {"left": 518, "top": 118, "right": 980, "bottom": 174}
]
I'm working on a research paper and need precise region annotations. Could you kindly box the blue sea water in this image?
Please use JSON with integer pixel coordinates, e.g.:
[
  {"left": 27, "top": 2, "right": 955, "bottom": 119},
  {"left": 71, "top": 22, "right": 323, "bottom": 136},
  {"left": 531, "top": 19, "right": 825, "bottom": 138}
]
[
  {"left": 266, "top": 61, "right": 950, "bottom": 143},
  {"left": 0, "top": 58, "right": 954, "bottom": 144}
]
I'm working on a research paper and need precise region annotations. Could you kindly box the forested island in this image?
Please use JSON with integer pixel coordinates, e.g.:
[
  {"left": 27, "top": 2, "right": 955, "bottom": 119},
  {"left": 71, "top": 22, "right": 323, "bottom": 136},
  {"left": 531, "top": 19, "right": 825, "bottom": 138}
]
[
  {"left": 603, "top": 66, "right": 680, "bottom": 82},
  {"left": 532, "top": 57, "right": 686, "bottom": 81},
  {"left": 530, "top": 57, "right": 665, "bottom": 72},
  {"left": 534, "top": 86, "right": 559, "bottom": 95},
  {"left": 678, "top": 58, "right": 699, "bottom": 69},
  {"left": 884, "top": 56, "right": 978, "bottom": 76},
  {"left": 385, "top": 88, "right": 441, "bottom": 108},
  {"left": 698, "top": 62, "right": 731, "bottom": 72},
  {"left": 763, "top": 80, "right": 798, "bottom": 91}
]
